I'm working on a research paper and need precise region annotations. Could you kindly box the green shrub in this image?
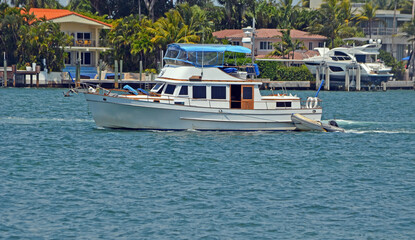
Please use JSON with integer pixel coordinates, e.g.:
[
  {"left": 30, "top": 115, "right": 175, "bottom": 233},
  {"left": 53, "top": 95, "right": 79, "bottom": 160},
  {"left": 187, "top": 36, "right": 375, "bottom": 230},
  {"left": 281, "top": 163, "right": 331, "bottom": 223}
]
[
  {"left": 255, "top": 61, "right": 313, "bottom": 81},
  {"left": 379, "top": 50, "right": 404, "bottom": 80}
]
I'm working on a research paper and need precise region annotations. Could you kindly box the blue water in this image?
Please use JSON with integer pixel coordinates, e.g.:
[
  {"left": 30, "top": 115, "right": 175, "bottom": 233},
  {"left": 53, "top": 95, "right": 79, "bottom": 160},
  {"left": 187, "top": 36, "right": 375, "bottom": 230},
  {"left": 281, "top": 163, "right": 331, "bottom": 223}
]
[{"left": 1, "top": 88, "right": 414, "bottom": 239}]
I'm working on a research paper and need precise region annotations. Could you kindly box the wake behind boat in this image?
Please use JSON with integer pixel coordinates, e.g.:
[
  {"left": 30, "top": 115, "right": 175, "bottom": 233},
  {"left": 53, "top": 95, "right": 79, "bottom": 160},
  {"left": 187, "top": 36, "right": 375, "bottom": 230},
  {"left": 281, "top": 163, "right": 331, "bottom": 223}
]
[{"left": 84, "top": 43, "right": 323, "bottom": 131}]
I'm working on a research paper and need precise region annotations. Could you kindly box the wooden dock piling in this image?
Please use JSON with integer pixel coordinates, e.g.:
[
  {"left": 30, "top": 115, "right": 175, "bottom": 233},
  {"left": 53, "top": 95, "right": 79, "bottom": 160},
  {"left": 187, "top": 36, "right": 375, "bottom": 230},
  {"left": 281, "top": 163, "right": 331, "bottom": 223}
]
[{"left": 3, "top": 58, "right": 7, "bottom": 87}]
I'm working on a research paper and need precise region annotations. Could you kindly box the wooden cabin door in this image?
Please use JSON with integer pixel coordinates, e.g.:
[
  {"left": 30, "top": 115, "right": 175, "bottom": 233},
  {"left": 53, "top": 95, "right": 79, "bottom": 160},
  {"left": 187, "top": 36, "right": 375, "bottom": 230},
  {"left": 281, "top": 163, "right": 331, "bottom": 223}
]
[{"left": 241, "top": 85, "right": 254, "bottom": 109}]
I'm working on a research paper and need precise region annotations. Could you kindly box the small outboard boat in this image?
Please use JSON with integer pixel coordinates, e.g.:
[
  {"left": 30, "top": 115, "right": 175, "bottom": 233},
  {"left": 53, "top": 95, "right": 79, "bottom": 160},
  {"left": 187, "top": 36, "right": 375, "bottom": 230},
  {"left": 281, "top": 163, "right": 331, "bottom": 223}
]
[{"left": 291, "top": 113, "right": 345, "bottom": 132}]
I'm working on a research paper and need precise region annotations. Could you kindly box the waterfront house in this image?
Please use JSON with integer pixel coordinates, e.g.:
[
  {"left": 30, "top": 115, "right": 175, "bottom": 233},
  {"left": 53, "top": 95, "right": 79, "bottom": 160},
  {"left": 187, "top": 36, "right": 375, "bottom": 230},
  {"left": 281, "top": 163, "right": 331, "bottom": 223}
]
[
  {"left": 29, "top": 8, "right": 112, "bottom": 69},
  {"left": 213, "top": 28, "right": 327, "bottom": 60}
]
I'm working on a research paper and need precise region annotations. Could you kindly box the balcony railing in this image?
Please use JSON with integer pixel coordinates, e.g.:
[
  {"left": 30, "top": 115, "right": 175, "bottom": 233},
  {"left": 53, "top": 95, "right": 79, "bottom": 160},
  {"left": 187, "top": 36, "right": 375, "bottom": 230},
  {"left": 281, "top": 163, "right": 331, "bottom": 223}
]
[
  {"left": 73, "top": 39, "right": 96, "bottom": 47},
  {"left": 362, "top": 27, "right": 401, "bottom": 36}
]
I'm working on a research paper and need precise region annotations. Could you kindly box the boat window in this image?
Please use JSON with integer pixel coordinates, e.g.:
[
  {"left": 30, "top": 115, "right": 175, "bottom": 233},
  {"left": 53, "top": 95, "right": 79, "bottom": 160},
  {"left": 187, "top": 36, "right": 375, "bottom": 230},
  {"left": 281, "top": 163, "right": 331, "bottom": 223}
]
[
  {"left": 211, "top": 86, "right": 226, "bottom": 99},
  {"left": 179, "top": 85, "right": 188, "bottom": 95},
  {"left": 193, "top": 86, "right": 206, "bottom": 99},
  {"left": 151, "top": 83, "right": 164, "bottom": 92},
  {"left": 276, "top": 102, "right": 292, "bottom": 108},
  {"left": 165, "top": 49, "right": 180, "bottom": 59},
  {"left": 164, "top": 84, "right": 176, "bottom": 94},
  {"left": 334, "top": 51, "right": 348, "bottom": 56},
  {"left": 243, "top": 87, "right": 252, "bottom": 99},
  {"left": 329, "top": 66, "right": 343, "bottom": 72},
  {"left": 356, "top": 55, "right": 366, "bottom": 63}
]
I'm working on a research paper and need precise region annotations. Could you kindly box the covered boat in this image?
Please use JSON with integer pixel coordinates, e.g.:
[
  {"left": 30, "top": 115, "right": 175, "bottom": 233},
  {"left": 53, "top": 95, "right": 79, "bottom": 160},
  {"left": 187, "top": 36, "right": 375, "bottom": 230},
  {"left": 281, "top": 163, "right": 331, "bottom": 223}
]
[{"left": 84, "top": 43, "right": 323, "bottom": 131}]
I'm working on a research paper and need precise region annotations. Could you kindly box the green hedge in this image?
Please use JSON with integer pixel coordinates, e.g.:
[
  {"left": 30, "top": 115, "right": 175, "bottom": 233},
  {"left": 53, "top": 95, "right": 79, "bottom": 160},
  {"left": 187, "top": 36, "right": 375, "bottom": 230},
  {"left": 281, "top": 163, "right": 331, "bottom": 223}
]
[{"left": 255, "top": 61, "right": 314, "bottom": 81}]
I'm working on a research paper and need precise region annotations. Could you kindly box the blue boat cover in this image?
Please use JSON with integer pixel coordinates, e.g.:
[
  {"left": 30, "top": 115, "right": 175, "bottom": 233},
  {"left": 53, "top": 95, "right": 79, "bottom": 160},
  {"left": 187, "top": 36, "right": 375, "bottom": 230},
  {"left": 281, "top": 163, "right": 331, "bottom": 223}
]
[
  {"left": 221, "top": 67, "right": 238, "bottom": 73},
  {"left": 253, "top": 63, "right": 260, "bottom": 76},
  {"left": 123, "top": 85, "right": 138, "bottom": 95},
  {"left": 137, "top": 88, "right": 150, "bottom": 95},
  {"left": 168, "top": 44, "right": 251, "bottom": 54}
]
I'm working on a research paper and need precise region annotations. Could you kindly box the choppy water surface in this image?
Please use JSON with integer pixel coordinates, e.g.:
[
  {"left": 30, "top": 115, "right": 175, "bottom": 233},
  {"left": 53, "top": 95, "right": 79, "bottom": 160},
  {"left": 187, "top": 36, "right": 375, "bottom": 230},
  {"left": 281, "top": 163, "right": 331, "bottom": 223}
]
[{"left": 1, "top": 88, "right": 414, "bottom": 239}]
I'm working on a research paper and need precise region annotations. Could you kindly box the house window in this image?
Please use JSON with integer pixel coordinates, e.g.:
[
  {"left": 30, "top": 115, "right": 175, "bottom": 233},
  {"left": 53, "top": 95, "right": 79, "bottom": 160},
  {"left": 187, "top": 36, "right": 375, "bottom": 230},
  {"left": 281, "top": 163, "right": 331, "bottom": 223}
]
[
  {"left": 179, "top": 85, "right": 188, "bottom": 95},
  {"left": 193, "top": 86, "right": 206, "bottom": 99},
  {"left": 77, "top": 32, "right": 91, "bottom": 40},
  {"left": 211, "top": 86, "right": 226, "bottom": 99},
  {"left": 260, "top": 41, "right": 273, "bottom": 50},
  {"left": 318, "top": 42, "right": 324, "bottom": 47},
  {"left": 232, "top": 41, "right": 240, "bottom": 46},
  {"left": 309, "top": 42, "right": 313, "bottom": 50}
]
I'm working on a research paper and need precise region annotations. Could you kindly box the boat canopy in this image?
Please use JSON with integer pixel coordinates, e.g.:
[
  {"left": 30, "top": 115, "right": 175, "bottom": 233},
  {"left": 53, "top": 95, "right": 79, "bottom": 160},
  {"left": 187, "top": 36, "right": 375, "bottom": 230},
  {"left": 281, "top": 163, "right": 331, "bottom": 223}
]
[{"left": 164, "top": 43, "right": 251, "bottom": 67}]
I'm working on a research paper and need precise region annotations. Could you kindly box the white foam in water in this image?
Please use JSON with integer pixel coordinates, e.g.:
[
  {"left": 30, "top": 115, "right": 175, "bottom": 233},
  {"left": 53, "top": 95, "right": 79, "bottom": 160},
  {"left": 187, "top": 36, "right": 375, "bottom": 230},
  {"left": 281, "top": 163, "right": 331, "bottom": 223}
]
[
  {"left": 345, "top": 129, "right": 415, "bottom": 134},
  {"left": 0, "top": 116, "right": 94, "bottom": 124}
]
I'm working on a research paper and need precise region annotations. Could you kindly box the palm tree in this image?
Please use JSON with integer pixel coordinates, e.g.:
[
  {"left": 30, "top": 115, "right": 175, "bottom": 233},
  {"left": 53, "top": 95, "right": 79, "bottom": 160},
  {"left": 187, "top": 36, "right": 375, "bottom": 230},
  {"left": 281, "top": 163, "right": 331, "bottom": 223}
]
[
  {"left": 148, "top": 9, "right": 199, "bottom": 50},
  {"left": 176, "top": 3, "right": 214, "bottom": 43},
  {"left": 402, "top": 18, "right": 415, "bottom": 79},
  {"left": 355, "top": 2, "right": 380, "bottom": 39},
  {"left": 307, "top": 0, "right": 351, "bottom": 48},
  {"left": 268, "top": 29, "right": 303, "bottom": 64}
]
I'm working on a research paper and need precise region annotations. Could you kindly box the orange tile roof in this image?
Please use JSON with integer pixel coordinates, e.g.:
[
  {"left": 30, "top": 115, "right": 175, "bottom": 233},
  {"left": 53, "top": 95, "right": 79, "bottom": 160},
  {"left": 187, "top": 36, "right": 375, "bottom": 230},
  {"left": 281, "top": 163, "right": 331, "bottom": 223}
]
[
  {"left": 213, "top": 28, "right": 326, "bottom": 40},
  {"left": 29, "top": 8, "right": 112, "bottom": 28}
]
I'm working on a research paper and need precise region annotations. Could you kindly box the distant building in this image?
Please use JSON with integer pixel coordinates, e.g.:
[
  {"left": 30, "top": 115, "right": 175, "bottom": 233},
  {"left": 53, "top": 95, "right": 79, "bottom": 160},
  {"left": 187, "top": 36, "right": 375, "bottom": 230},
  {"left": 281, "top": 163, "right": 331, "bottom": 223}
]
[
  {"left": 308, "top": 0, "right": 412, "bottom": 60},
  {"left": 213, "top": 29, "right": 327, "bottom": 59},
  {"left": 359, "top": 10, "right": 412, "bottom": 60},
  {"left": 29, "top": 8, "right": 112, "bottom": 68}
]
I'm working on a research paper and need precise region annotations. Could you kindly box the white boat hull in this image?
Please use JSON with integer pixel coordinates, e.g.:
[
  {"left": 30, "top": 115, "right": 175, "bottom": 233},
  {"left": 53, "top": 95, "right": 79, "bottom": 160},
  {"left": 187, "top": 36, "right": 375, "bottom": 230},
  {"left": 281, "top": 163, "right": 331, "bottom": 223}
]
[{"left": 85, "top": 93, "right": 322, "bottom": 131}]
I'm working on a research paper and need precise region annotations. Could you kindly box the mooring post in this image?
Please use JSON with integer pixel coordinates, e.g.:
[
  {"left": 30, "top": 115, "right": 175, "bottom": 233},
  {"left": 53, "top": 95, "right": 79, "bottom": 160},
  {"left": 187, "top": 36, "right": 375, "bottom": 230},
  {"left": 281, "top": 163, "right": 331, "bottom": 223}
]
[
  {"left": 36, "top": 65, "right": 40, "bottom": 88},
  {"left": 356, "top": 65, "right": 361, "bottom": 91},
  {"left": 3, "top": 55, "right": 7, "bottom": 87},
  {"left": 345, "top": 67, "right": 350, "bottom": 91},
  {"left": 76, "top": 59, "right": 81, "bottom": 88},
  {"left": 114, "top": 60, "right": 119, "bottom": 89},
  {"left": 382, "top": 81, "right": 387, "bottom": 91},
  {"left": 315, "top": 67, "right": 320, "bottom": 90},
  {"left": 98, "top": 59, "right": 102, "bottom": 86},
  {"left": 139, "top": 60, "right": 143, "bottom": 81},
  {"left": 12, "top": 65, "right": 16, "bottom": 87},
  {"left": 324, "top": 65, "right": 330, "bottom": 91}
]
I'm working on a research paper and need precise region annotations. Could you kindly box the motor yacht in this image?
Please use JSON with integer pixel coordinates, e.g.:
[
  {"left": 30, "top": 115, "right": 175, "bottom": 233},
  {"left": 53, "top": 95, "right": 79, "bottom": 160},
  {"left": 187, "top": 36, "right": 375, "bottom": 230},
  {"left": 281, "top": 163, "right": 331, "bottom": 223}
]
[{"left": 84, "top": 44, "right": 322, "bottom": 131}]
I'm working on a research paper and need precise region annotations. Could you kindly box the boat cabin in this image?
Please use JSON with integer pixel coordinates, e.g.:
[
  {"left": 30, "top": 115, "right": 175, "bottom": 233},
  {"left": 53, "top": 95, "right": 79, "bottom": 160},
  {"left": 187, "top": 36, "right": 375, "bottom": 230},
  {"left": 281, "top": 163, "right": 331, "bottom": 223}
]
[{"left": 117, "top": 44, "right": 304, "bottom": 110}]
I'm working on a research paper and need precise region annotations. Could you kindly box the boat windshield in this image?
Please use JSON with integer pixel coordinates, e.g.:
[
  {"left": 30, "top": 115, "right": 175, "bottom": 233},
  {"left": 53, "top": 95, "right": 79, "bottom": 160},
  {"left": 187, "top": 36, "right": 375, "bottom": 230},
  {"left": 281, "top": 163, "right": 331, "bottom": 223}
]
[
  {"left": 164, "top": 44, "right": 251, "bottom": 67},
  {"left": 151, "top": 83, "right": 164, "bottom": 93}
]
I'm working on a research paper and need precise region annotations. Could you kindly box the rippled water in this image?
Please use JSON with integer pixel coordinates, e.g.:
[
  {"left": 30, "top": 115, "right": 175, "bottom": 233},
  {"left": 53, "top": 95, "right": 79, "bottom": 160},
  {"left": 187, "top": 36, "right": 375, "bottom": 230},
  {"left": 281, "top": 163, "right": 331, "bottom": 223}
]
[{"left": 1, "top": 88, "right": 414, "bottom": 239}]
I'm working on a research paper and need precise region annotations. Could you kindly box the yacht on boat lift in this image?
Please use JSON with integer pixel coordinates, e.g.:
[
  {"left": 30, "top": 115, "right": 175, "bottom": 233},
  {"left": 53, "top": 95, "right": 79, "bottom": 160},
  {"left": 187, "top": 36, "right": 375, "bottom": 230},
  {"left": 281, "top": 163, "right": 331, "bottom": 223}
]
[
  {"left": 84, "top": 43, "right": 326, "bottom": 131},
  {"left": 304, "top": 39, "right": 393, "bottom": 87}
]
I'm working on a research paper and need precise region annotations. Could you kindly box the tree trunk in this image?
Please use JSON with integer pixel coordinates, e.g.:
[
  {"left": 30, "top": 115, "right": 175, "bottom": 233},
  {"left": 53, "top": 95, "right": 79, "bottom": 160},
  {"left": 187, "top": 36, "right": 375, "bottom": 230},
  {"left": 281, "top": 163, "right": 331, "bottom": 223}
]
[
  {"left": 143, "top": 0, "right": 157, "bottom": 22},
  {"left": 392, "top": 0, "right": 397, "bottom": 58}
]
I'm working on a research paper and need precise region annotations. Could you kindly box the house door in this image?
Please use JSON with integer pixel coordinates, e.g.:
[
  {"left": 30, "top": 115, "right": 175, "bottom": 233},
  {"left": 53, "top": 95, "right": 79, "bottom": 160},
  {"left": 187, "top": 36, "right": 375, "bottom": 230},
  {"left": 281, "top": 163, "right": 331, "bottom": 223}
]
[
  {"left": 241, "top": 85, "right": 254, "bottom": 109},
  {"left": 76, "top": 52, "right": 92, "bottom": 65}
]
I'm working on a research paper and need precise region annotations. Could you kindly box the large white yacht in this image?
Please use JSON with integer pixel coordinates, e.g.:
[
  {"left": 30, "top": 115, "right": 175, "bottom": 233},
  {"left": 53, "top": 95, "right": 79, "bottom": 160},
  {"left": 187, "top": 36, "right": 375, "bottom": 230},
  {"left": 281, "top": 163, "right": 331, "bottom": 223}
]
[
  {"left": 304, "top": 42, "right": 393, "bottom": 86},
  {"left": 84, "top": 44, "right": 322, "bottom": 131}
]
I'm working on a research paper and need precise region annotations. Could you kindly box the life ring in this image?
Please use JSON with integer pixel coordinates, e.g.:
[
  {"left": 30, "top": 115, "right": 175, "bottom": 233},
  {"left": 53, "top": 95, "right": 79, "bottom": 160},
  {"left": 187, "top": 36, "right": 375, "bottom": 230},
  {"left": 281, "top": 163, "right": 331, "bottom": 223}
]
[
  {"left": 306, "top": 97, "right": 318, "bottom": 109},
  {"left": 306, "top": 97, "right": 312, "bottom": 109}
]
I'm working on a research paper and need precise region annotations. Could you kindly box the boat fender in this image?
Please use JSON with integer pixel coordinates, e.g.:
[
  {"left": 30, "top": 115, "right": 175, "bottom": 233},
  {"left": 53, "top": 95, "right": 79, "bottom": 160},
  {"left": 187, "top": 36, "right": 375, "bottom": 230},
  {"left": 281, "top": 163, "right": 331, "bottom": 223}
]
[{"left": 88, "top": 86, "right": 96, "bottom": 93}]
